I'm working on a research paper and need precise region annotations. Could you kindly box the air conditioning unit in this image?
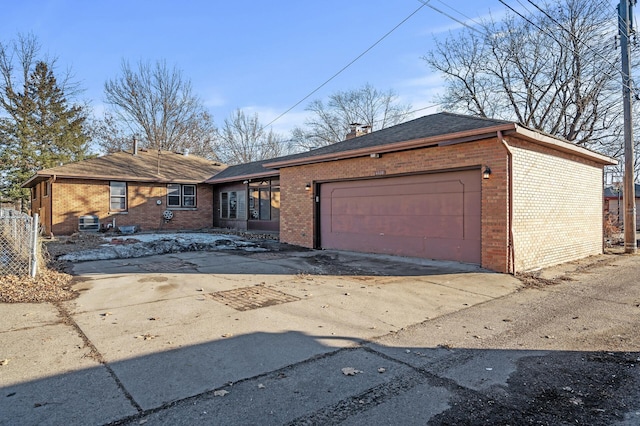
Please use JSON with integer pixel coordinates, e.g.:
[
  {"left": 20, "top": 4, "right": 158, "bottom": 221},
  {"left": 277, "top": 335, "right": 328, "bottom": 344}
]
[{"left": 79, "top": 215, "right": 100, "bottom": 232}]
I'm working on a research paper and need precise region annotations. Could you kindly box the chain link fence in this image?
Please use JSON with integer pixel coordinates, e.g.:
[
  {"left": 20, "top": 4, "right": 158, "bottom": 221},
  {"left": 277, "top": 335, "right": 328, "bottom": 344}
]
[{"left": 0, "top": 209, "right": 39, "bottom": 277}]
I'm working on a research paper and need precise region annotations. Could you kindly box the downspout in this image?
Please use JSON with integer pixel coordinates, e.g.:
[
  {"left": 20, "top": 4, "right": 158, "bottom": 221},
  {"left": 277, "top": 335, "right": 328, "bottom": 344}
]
[{"left": 498, "top": 132, "right": 516, "bottom": 275}]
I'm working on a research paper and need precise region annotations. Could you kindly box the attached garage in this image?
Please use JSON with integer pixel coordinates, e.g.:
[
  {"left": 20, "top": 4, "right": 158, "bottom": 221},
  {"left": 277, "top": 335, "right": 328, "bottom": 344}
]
[
  {"left": 265, "top": 113, "right": 616, "bottom": 274},
  {"left": 319, "top": 170, "right": 481, "bottom": 264}
]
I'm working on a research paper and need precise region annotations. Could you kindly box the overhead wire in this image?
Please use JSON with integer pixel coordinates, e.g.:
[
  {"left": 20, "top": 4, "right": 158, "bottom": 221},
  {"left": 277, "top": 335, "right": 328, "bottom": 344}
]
[
  {"left": 262, "top": 1, "right": 431, "bottom": 130},
  {"left": 419, "top": 0, "right": 628, "bottom": 143}
]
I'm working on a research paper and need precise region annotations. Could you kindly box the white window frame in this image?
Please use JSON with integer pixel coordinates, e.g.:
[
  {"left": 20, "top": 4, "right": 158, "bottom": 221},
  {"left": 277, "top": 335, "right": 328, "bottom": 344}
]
[
  {"left": 109, "top": 181, "right": 127, "bottom": 212},
  {"left": 167, "top": 184, "right": 197, "bottom": 208}
]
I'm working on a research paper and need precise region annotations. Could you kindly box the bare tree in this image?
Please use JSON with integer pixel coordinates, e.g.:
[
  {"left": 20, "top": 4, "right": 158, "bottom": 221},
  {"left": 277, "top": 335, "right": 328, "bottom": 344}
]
[
  {"left": 216, "top": 109, "right": 289, "bottom": 165},
  {"left": 291, "top": 83, "right": 413, "bottom": 150},
  {"left": 103, "top": 59, "right": 217, "bottom": 157},
  {"left": 423, "top": 0, "right": 621, "bottom": 149}
]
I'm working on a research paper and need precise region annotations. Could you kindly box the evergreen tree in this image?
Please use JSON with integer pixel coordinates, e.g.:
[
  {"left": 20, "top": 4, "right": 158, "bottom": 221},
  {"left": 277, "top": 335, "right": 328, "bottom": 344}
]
[{"left": 0, "top": 55, "right": 89, "bottom": 210}]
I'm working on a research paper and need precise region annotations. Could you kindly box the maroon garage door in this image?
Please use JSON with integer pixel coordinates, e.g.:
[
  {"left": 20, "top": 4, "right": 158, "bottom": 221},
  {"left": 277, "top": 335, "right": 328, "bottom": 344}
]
[{"left": 319, "top": 170, "right": 481, "bottom": 264}]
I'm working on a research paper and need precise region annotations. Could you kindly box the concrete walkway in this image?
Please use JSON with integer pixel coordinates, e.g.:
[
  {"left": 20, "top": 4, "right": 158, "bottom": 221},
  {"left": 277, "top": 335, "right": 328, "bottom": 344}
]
[{"left": 0, "top": 249, "right": 520, "bottom": 425}]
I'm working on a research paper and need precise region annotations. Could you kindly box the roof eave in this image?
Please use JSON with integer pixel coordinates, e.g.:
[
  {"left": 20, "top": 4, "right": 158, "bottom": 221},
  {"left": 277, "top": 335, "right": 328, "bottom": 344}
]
[
  {"left": 23, "top": 172, "right": 210, "bottom": 186},
  {"left": 206, "top": 170, "right": 280, "bottom": 184},
  {"left": 512, "top": 125, "right": 618, "bottom": 165},
  {"left": 264, "top": 123, "right": 518, "bottom": 169}
]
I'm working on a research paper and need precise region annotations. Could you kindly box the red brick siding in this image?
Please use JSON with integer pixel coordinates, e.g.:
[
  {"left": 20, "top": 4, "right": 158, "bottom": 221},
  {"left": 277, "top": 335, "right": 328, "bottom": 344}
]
[
  {"left": 49, "top": 179, "right": 213, "bottom": 235},
  {"left": 279, "top": 135, "right": 607, "bottom": 273},
  {"left": 279, "top": 138, "right": 510, "bottom": 273}
]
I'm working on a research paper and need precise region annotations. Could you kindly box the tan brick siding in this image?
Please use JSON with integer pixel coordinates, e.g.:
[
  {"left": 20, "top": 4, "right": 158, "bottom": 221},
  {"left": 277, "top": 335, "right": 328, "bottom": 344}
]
[
  {"left": 49, "top": 179, "right": 213, "bottom": 235},
  {"left": 508, "top": 138, "right": 604, "bottom": 272},
  {"left": 279, "top": 138, "right": 511, "bottom": 273}
]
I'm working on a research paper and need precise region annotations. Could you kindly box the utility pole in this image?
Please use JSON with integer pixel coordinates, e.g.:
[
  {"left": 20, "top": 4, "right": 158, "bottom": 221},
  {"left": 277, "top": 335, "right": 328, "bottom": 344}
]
[{"left": 619, "top": 0, "right": 638, "bottom": 253}]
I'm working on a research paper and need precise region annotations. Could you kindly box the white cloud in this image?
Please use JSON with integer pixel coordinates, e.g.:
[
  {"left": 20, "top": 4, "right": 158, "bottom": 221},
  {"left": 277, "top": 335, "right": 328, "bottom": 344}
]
[{"left": 203, "top": 91, "right": 226, "bottom": 108}]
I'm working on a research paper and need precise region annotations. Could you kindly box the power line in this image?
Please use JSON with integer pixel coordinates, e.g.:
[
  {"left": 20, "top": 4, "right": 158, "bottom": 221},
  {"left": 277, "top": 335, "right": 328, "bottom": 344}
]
[
  {"left": 263, "top": 2, "right": 430, "bottom": 129},
  {"left": 417, "top": 0, "right": 484, "bottom": 34}
]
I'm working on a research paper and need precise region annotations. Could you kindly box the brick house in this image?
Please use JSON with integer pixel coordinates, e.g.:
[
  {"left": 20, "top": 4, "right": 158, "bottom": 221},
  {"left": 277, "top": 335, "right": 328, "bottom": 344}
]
[
  {"left": 22, "top": 148, "right": 225, "bottom": 236},
  {"left": 263, "top": 113, "right": 616, "bottom": 274}
]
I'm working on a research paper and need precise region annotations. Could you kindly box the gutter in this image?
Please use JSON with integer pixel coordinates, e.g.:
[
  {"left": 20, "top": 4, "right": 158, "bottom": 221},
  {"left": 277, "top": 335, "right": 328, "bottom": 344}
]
[
  {"left": 264, "top": 124, "right": 517, "bottom": 169},
  {"left": 206, "top": 171, "right": 279, "bottom": 185},
  {"left": 499, "top": 131, "right": 516, "bottom": 275},
  {"left": 22, "top": 172, "right": 207, "bottom": 187}
]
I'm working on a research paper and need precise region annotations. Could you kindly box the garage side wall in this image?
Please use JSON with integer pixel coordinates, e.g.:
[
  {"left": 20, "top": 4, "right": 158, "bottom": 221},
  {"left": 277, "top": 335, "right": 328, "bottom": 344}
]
[
  {"left": 279, "top": 138, "right": 511, "bottom": 272},
  {"left": 508, "top": 138, "right": 604, "bottom": 271}
]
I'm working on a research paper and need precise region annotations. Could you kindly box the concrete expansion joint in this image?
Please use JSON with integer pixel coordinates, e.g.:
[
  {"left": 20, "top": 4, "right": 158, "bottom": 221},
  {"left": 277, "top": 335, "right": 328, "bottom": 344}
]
[{"left": 51, "top": 301, "right": 143, "bottom": 414}]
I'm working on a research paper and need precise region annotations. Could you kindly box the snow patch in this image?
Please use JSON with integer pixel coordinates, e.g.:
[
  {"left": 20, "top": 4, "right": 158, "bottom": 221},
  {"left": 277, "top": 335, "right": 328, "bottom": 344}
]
[{"left": 60, "top": 233, "right": 267, "bottom": 262}]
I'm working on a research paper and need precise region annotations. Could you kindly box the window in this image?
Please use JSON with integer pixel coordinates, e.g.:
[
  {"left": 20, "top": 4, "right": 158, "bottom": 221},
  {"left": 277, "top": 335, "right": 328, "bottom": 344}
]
[
  {"left": 250, "top": 188, "right": 272, "bottom": 220},
  {"left": 43, "top": 182, "right": 50, "bottom": 197},
  {"left": 31, "top": 187, "right": 37, "bottom": 200},
  {"left": 167, "top": 184, "right": 196, "bottom": 208},
  {"left": 220, "top": 190, "right": 246, "bottom": 219},
  {"left": 110, "top": 181, "right": 127, "bottom": 211},
  {"left": 248, "top": 180, "right": 280, "bottom": 221}
]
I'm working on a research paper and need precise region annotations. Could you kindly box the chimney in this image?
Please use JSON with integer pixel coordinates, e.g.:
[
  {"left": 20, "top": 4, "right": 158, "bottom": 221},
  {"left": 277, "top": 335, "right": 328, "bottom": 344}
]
[
  {"left": 345, "top": 123, "right": 371, "bottom": 140},
  {"left": 133, "top": 136, "right": 138, "bottom": 155},
  {"left": 346, "top": 123, "right": 362, "bottom": 140},
  {"left": 183, "top": 148, "right": 189, "bottom": 156}
]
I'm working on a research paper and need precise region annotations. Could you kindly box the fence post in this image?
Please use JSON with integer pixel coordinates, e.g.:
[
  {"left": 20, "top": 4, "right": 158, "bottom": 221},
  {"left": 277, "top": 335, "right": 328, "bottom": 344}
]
[{"left": 30, "top": 213, "right": 39, "bottom": 277}]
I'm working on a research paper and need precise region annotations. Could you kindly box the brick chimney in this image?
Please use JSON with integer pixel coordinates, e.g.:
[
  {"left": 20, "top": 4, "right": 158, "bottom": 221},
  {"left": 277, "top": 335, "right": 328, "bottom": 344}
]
[{"left": 346, "top": 123, "right": 372, "bottom": 140}]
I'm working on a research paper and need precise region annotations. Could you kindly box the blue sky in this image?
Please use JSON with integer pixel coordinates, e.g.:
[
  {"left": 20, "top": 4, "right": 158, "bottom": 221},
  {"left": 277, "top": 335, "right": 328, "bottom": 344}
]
[{"left": 0, "top": 0, "right": 613, "bottom": 138}]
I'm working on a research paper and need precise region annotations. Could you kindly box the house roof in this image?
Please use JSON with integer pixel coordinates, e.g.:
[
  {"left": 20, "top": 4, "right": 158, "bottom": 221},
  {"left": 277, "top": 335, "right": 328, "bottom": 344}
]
[
  {"left": 22, "top": 149, "right": 226, "bottom": 188},
  {"left": 264, "top": 112, "right": 616, "bottom": 169},
  {"left": 205, "top": 159, "right": 278, "bottom": 184},
  {"left": 604, "top": 183, "right": 640, "bottom": 198}
]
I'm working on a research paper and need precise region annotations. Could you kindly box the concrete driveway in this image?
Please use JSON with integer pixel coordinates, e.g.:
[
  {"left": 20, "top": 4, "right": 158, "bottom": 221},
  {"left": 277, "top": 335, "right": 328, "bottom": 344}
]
[{"left": 1, "top": 248, "right": 520, "bottom": 425}]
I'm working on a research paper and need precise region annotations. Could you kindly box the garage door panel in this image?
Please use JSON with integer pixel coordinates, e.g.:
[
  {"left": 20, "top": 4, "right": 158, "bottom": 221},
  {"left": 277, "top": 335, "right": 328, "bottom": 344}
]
[
  {"left": 330, "top": 179, "right": 465, "bottom": 199},
  {"left": 463, "top": 214, "right": 482, "bottom": 240},
  {"left": 464, "top": 191, "right": 481, "bottom": 216},
  {"left": 330, "top": 192, "right": 464, "bottom": 217},
  {"left": 330, "top": 214, "right": 465, "bottom": 239},
  {"left": 322, "top": 232, "right": 480, "bottom": 264},
  {"left": 320, "top": 170, "right": 481, "bottom": 264}
]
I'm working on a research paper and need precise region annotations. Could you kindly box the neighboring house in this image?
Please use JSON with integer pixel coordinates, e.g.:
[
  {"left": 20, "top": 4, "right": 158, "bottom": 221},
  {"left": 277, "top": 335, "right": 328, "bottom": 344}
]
[
  {"left": 22, "top": 148, "right": 225, "bottom": 236},
  {"left": 205, "top": 159, "right": 280, "bottom": 232},
  {"left": 263, "top": 112, "right": 616, "bottom": 274},
  {"left": 604, "top": 183, "right": 640, "bottom": 228}
]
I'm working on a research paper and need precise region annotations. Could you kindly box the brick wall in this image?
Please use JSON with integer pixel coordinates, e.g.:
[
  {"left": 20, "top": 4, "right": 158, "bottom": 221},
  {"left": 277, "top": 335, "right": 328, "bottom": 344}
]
[
  {"left": 279, "top": 135, "right": 607, "bottom": 273},
  {"left": 507, "top": 137, "right": 604, "bottom": 272},
  {"left": 50, "top": 179, "right": 213, "bottom": 235},
  {"left": 279, "top": 138, "right": 511, "bottom": 273}
]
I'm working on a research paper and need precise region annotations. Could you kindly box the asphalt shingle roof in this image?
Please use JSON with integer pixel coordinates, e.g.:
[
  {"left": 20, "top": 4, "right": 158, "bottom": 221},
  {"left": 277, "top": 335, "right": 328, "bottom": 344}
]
[
  {"left": 266, "top": 112, "right": 513, "bottom": 165},
  {"left": 604, "top": 183, "right": 640, "bottom": 198},
  {"left": 23, "top": 149, "right": 226, "bottom": 187},
  {"left": 205, "top": 159, "right": 277, "bottom": 183}
]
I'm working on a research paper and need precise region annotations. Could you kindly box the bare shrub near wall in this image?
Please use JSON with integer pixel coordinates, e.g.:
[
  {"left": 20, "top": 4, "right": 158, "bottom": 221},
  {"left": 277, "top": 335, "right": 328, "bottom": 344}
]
[
  {"left": 604, "top": 213, "right": 622, "bottom": 247},
  {"left": 0, "top": 209, "right": 40, "bottom": 276}
]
